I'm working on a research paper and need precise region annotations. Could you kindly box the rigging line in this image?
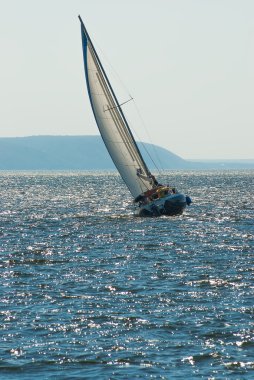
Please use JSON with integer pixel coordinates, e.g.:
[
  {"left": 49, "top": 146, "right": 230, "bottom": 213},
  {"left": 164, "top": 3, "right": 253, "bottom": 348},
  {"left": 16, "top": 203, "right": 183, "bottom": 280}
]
[
  {"left": 124, "top": 112, "right": 160, "bottom": 172},
  {"left": 125, "top": 109, "right": 163, "bottom": 174},
  {"left": 90, "top": 38, "right": 133, "bottom": 101},
  {"left": 129, "top": 126, "right": 161, "bottom": 174},
  {"left": 136, "top": 173, "right": 151, "bottom": 193},
  {"left": 104, "top": 97, "right": 133, "bottom": 112},
  {"left": 132, "top": 99, "right": 165, "bottom": 174}
]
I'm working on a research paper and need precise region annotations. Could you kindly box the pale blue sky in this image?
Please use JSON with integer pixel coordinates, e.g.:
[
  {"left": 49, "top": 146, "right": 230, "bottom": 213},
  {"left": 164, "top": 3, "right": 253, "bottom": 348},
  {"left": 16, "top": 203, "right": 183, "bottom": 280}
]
[{"left": 1, "top": 0, "right": 253, "bottom": 159}]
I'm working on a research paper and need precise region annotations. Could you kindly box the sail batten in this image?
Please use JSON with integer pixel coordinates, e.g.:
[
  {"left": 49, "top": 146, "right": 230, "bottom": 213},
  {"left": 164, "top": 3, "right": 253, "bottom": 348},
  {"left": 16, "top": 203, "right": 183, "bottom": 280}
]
[{"left": 80, "top": 17, "right": 154, "bottom": 198}]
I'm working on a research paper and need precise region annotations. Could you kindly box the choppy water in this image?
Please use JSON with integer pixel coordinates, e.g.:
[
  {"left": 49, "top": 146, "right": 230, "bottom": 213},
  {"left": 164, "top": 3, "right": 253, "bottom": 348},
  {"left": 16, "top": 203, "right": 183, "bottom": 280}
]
[{"left": 0, "top": 170, "right": 253, "bottom": 379}]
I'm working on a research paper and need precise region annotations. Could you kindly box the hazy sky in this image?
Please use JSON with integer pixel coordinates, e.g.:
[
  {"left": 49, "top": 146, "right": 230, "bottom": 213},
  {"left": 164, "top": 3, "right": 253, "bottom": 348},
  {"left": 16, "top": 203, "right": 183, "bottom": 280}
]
[{"left": 1, "top": 0, "right": 253, "bottom": 159}]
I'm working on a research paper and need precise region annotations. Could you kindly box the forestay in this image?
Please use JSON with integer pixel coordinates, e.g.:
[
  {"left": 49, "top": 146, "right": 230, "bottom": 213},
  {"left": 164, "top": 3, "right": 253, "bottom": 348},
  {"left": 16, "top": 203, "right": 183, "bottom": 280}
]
[{"left": 79, "top": 17, "right": 154, "bottom": 198}]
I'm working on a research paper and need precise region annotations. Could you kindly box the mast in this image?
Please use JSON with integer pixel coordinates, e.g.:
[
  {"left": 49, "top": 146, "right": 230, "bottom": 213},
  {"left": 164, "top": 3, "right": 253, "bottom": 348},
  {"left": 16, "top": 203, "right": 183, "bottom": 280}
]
[
  {"left": 79, "top": 16, "right": 150, "bottom": 175},
  {"left": 79, "top": 16, "right": 156, "bottom": 198}
]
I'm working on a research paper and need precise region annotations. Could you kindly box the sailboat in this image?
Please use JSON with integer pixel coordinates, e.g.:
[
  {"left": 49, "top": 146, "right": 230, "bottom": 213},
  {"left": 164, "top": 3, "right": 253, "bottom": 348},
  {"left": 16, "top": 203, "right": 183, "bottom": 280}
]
[{"left": 79, "top": 16, "right": 191, "bottom": 216}]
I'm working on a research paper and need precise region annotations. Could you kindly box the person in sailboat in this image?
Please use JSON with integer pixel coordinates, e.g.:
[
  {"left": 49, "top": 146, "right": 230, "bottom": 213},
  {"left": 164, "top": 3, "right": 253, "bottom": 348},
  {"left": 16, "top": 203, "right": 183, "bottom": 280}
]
[
  {"left": 150, "top": 174, "right": 160, "bottom": 187},
  {"left": 134, "top": 170, "right": 162, "bottom": 205}
]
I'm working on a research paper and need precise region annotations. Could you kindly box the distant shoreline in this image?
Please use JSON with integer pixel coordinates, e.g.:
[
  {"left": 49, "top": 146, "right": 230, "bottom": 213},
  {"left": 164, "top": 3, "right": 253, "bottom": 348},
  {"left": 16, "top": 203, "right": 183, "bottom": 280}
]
[{"left": 0, "top": 136, "right": 253, "bottom": 170}]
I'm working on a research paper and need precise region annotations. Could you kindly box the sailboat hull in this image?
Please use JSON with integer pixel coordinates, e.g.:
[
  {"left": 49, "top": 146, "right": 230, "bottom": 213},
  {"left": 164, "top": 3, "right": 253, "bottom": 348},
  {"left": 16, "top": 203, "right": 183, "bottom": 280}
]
[{"left": 137, "top": 193, "right": 187, "bottom": 217}]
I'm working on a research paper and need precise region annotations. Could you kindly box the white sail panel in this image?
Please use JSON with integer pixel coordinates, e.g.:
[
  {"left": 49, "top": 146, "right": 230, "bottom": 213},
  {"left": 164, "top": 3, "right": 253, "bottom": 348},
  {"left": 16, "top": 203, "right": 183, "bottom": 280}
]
[{"left": 81, "top": 28, "right": 154, "bottom": 198}]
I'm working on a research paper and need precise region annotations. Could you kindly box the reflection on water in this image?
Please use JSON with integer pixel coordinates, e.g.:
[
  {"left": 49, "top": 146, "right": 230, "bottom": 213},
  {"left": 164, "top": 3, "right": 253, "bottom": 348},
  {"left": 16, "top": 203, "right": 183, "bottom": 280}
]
[{"left": 0, "top": 170, "right": 253, "bottom": 379}]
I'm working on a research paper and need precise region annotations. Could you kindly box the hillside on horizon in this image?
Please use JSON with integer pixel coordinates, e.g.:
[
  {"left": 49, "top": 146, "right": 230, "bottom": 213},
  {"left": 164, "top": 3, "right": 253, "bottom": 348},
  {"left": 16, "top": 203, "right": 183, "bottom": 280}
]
[{"left": 0, "top": 136, "right": 253, "bottom": 170}]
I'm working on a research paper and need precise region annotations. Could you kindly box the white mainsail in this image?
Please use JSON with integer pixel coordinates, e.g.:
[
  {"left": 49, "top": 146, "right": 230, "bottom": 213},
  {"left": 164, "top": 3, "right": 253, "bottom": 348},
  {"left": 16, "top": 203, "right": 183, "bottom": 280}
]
[{"left": 79, "top": 16, "right": 155, "bottom": 198}]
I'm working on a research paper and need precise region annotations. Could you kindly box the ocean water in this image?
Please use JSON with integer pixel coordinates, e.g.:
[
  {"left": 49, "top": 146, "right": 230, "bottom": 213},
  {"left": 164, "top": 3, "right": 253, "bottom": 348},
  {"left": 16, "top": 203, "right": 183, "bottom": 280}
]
[{"left": 0, "top": 170, "right": 253, "bottom": 380}]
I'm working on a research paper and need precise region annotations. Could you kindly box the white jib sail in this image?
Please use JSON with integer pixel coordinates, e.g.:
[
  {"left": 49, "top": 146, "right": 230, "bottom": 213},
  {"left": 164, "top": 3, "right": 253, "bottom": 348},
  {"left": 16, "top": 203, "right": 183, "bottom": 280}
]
[{"left": 80, "top": 19, "right": 154, "bottom": 198}]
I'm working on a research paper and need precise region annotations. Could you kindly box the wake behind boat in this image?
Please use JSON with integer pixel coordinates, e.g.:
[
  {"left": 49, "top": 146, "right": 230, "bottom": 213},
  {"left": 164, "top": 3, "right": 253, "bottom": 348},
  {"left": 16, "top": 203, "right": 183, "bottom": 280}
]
[{"left": 79, "top": 16, "right": 191, "bottom": 216}]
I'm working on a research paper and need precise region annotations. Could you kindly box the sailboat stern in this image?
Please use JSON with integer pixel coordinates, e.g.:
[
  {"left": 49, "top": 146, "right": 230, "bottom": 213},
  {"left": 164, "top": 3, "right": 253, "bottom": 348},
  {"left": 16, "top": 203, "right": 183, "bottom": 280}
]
[{"left": 163, "top": 193, "right": 187, "bottom": 216}]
